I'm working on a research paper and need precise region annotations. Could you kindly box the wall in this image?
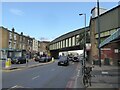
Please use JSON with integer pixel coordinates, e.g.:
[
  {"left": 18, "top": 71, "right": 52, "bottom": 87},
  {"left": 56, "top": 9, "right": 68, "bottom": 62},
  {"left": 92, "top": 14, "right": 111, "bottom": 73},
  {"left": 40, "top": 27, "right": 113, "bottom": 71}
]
[{"left": 2, "top": 28, "right": 9, "bottom": 49}]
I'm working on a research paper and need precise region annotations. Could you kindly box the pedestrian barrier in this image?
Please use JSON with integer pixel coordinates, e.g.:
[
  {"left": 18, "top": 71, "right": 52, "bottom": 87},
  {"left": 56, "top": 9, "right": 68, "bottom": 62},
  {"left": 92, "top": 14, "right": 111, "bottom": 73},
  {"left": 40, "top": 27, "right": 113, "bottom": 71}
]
[{"left": 5, "top": 58, "right": 11, "bottom": 69}]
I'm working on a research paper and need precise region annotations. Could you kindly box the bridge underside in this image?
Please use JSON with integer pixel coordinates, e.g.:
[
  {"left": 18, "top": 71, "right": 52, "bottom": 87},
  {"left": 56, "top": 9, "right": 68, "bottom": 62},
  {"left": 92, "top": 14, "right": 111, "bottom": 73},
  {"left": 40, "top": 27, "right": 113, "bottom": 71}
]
[{"left": 50, "top": 45, "right": 83, "bottom": 59}]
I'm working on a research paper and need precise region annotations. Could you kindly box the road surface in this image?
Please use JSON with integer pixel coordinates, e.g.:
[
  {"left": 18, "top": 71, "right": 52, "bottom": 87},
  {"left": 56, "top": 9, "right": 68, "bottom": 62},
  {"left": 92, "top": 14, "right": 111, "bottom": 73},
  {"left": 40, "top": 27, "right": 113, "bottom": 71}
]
[{"left": 2, "top": 61, "right": 81, "bottom": 89}]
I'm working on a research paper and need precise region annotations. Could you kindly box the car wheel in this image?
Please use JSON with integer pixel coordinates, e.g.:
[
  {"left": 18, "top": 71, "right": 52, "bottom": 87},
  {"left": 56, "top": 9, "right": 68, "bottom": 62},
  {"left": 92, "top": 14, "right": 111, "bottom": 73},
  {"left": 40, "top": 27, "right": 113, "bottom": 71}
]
[{"left": 58, "top": 62, "right": 60, "bottom": 66}]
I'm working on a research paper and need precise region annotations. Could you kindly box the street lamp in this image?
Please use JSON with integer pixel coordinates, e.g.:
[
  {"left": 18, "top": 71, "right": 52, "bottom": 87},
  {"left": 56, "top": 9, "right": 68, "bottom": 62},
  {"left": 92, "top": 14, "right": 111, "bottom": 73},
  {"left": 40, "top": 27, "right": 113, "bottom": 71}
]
[{"left": 79, "top": 13, "right": 86, "bottom": 69}]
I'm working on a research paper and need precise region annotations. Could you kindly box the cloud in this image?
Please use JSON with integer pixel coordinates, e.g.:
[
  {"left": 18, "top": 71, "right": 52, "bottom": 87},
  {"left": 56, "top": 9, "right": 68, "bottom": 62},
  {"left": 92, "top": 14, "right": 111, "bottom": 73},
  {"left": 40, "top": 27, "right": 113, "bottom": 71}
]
[
  {"left": 9, "top": 8, "right": 24, "bottom": 16},
  {"left": 39, "top": 37, "right": 49, "bottom": 41}
]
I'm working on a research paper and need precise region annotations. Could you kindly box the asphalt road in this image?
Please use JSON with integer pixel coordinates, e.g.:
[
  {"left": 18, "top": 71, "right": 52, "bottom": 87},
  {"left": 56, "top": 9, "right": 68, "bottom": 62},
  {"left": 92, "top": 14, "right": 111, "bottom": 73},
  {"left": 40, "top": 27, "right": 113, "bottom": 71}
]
[{"left": 2, "top": 61, "right": 80, "bottom": 89}]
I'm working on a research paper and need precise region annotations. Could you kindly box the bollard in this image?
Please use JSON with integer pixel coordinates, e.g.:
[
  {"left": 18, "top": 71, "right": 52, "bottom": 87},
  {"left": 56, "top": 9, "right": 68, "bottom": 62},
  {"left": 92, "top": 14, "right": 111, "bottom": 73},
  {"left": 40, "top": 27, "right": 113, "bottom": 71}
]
[
  {"left": 52, "top": 57, "right": 55, "bottom": 62},
  {"left": 5, "top": 58, "right": 11, "bottom": 69}
]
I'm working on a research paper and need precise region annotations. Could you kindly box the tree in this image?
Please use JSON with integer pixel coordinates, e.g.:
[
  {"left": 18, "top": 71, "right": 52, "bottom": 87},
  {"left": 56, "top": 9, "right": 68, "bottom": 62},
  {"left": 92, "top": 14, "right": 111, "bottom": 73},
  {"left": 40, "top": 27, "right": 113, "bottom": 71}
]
[{"left": 77, "top": 31, "right": 90, "bottom": 48}]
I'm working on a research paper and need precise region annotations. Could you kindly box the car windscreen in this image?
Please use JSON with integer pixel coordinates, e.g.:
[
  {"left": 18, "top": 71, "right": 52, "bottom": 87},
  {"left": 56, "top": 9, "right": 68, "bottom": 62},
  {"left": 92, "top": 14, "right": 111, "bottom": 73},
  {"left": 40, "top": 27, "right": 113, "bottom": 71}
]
[{"left": 59, "top": 56, "right": 67, "bottom": 61}]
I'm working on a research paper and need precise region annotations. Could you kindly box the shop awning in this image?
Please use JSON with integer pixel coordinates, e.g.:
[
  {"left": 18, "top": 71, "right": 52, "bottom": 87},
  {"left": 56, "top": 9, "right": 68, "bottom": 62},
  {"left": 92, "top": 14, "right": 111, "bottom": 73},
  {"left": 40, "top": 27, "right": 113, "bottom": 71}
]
[{"left": 99, "top": 28, "right": 120, "bottom": 48}]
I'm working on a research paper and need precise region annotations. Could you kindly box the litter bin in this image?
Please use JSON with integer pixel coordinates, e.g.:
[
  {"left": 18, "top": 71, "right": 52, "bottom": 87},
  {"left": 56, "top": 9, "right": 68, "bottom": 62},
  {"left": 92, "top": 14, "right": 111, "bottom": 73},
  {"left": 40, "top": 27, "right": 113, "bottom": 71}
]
[{"left": 104, "top": 58, "right": 110, "bottom": 65}]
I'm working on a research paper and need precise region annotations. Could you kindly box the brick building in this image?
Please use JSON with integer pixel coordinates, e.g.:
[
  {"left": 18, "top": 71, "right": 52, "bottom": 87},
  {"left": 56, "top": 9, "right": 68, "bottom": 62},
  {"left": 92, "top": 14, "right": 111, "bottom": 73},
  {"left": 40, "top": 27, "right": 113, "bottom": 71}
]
[
  {"left": 89, "top": 5, "right": 120, "bottom": 65},
  {"left": 0, "top": 27, "right": 33, "bottom": 59}
]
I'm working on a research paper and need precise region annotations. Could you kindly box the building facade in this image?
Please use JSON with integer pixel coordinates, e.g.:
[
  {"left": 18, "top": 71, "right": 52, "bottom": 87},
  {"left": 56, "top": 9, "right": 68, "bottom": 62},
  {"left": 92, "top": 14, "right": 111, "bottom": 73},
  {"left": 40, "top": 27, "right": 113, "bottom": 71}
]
[
  {"left": 32, "top": 38, "right": 38, "bottom": 53},
  {"left": 90, "top": 5, "right": 120, "bottom": 65},
  {"left": 0, "top": 27, "right": 34, "bottom": 59},
  {"left": 38, "top": 41, "right": 50, "bottom": 55}
]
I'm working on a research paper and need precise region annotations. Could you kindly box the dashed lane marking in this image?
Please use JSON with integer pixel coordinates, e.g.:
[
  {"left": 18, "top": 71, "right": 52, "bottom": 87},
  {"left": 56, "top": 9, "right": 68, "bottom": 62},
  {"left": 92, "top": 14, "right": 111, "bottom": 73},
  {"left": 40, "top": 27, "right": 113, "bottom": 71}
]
[
  {"left": 32, "top": 75, "right": 40, "bottom": 80},
  {"left": 7, "top": 85, "right": 24, "bottom": 90}
]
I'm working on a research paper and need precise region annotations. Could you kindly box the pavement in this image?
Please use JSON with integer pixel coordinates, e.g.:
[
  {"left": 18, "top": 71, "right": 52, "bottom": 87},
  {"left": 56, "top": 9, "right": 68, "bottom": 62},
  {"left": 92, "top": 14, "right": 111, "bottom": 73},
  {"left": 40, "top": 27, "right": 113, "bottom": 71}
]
[
  {"left": 85, "top": 62, "right": 120, "bottom": 89},
  {"left": 1, "top": 59, "right": 55, "bottom": 71}
]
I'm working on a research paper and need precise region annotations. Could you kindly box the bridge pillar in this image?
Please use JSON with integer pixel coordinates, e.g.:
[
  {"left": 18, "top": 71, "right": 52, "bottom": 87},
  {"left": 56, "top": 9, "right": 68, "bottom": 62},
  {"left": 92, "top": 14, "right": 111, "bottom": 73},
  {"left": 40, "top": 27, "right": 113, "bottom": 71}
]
[{"left": 50, "top": 50, "right": 59, "bottom": 59}]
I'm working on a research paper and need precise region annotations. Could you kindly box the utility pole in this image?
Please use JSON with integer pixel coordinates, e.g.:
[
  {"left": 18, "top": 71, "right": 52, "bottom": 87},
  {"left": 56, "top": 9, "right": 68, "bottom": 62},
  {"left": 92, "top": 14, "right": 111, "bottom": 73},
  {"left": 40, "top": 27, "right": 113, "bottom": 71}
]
[{"left": 97, "top": 0, "right": 101, "bottom": 67}]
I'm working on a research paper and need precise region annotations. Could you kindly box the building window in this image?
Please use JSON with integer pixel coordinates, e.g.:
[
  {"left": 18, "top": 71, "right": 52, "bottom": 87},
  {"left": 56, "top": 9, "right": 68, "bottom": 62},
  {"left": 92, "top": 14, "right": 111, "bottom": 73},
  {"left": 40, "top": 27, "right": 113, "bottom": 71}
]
[
  {"left": 66, "top": 39, "right": 68, "bottom": 47},
  {"left": 69, "top": 38, "right": 71, "bottom": 47},
  {"left": 23, "top": 44, "right": 25, "bottom": 49},
  {"left": 9, "top": 32, "right": 12, "bottom": 39},
  {"left": 19, "top": 44, "right": 21, "bottom": 49},
  {"left": 51, "top": 44, "right": 53, "bottom": 50},
  {"left": 76, "top": 35, "right": 79, "bottom": 45},
  {"left": 63, "top": 40, "right": 64, "bottom": 48},
  {"left": 61, "top": 41, "right": 63, "bottom": 48},
  {"left": 14, "top": 34, "right": 17, "bottom": 40},
  {"left": 14, "top": 42, "right": 16, "bottom": 49},
  {"left": 20, "top": 36, "right": 22, "bottom": 42},
  {"left": 58, "top": 42, "right": 60, "bottom": 49},
  {"left": 72, "top": 36, "right": 75, "bottom": 46},
  {"left": 56, "top": 42, "right": 58, "bottom": 49},
  {"left": 9, "top": 42, "right": 12, "bottom": 48},
  {"left": 110, "top": 29, "right": 116, "bottom": 35}
]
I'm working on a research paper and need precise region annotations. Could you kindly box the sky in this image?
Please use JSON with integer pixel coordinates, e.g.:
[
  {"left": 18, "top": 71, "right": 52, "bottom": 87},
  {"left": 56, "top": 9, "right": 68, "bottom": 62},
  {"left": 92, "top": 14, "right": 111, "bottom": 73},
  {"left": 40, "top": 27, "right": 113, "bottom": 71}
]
[{"left": 1, "top": 2, "right": 119, "bottom": 41}]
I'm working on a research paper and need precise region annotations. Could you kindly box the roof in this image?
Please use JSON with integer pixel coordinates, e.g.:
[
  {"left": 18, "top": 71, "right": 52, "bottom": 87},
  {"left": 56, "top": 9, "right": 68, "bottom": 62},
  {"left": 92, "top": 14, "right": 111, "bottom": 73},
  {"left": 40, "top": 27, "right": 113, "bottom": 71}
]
[
  {"left": 99, "top": 28, "right": 120, "bottom": 48},
  {"left": 92, "top": 5, "right": 120, "bottom": 20}
]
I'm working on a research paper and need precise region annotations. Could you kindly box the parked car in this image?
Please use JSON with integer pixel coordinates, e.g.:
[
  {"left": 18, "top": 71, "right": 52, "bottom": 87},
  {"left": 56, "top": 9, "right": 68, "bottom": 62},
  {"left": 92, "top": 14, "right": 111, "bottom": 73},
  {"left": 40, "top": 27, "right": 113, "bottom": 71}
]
[
  {"left": 33, "top": 56, "right": 40, "bottom": 62},
  {"left": 58, "top": 56, "right": 69, "bottom": 66},
  {"left": 67, "top": 55, "right": 73, "bottom": 61},
  {"left": 39, "top": 56, "right": 52, "bottom": 62},
  {"left": 11, "top": 57, "right": 27, "bottom": 64}
]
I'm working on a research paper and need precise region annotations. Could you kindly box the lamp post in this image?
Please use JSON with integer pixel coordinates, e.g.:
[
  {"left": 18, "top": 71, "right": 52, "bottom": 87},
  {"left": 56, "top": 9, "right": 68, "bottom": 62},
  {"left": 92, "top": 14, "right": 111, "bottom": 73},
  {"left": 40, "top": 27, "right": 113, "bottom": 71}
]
[{"left": 79, "top": 13, "right": 86, "bottom": 69}]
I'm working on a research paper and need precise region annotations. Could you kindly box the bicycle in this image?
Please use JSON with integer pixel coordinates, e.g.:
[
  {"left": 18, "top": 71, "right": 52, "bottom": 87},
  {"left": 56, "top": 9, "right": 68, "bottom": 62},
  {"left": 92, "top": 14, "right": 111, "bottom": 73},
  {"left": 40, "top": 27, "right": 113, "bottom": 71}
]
[{"left": 82, "top": 66, "right": 93, "bottom": 87}]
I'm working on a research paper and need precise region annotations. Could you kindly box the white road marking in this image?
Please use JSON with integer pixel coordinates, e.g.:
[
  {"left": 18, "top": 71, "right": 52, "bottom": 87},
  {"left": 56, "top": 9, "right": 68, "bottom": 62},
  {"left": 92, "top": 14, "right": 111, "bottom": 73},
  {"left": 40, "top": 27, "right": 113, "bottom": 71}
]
[
  {"left": 102, "top": 71, "right": 108, "bottom": 74},
  {"left": 11, "top": 85, "right": 18, "bottom": 88},
  {"left": 77, "top": 70, "right": 80, "bottom": 77},
  {"left": 74, "top": 70, "right": 80, "bottom": 88},
  {"left": 10, "top": 85, "right": 24, "bottom": 88},
  {"left": 32, "top": 75, "right": 39, "bottom": 80},
  {"left": 72, "top": 62, "right": 74, "bottom": 64}
]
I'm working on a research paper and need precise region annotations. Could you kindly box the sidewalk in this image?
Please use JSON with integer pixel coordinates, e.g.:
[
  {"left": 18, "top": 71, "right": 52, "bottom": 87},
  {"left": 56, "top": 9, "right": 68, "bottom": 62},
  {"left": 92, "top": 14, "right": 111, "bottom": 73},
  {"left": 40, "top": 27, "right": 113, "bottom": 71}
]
[
  {"left": 2, "top": 59, "right": 55, "bottom": 71},
  {"left": 86, "top": 62, "right": 120, "bottom": 88},
  {"left": 63, "top": 61, "right": 120, "bottom": 89}
]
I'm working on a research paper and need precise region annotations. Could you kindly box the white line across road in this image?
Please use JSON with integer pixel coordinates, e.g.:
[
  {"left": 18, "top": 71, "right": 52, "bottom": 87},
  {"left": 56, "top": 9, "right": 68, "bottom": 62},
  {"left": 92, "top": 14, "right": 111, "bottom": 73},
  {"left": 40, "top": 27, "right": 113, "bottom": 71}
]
[{"left": 32, "top": 75, "right": 40, "bottom": 80}]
